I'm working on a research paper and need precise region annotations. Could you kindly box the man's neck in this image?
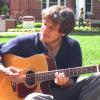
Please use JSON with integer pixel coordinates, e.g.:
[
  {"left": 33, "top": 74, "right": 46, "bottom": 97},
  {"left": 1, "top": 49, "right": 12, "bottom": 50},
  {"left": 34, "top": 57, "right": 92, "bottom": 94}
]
[{"left": 46, "top": 39, "right": 62, "bottom": 57}]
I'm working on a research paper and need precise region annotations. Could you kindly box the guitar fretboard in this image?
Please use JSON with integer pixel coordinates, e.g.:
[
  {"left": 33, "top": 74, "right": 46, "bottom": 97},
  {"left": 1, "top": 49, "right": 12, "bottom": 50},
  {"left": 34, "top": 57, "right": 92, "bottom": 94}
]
[{"left": 34, "top": 65, "right": 99, "bottom": 82}]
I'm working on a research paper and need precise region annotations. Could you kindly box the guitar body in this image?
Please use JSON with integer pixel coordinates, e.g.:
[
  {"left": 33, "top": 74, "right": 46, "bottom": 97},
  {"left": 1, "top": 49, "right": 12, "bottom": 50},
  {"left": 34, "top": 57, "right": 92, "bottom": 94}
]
[{"left": 0, "top": 54, "right": 56, "bottom": 100}]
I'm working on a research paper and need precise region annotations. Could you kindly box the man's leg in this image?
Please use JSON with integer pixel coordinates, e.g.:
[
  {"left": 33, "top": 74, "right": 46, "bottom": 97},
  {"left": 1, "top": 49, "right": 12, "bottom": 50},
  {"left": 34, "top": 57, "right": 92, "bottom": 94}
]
[
  {"left": 52, "top": 79, "right": 86, "bottom": 100},
  {"left": 79, "top": 19, "right": 81, "bottom": 27},
  {"left": 79, "top": 73, "right": 100, "bottom": 100}
]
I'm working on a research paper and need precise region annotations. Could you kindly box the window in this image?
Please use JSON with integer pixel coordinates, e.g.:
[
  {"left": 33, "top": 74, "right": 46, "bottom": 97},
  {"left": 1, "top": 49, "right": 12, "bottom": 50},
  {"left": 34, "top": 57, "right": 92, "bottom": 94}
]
[
  {"left": 49, "top": 0, "right": 57, "bottom": 7},
  {"left": 42, "top": 0, "right": 66, "bottom": 9},
  {"left": 61, "top": 0, "right": 64, "bottom": 5},
  {"left": 85, "top": 0, "right": 92, "bottom": 14},
  {"left": 42, "top": 0, "right": 46, "bottom": 9}
]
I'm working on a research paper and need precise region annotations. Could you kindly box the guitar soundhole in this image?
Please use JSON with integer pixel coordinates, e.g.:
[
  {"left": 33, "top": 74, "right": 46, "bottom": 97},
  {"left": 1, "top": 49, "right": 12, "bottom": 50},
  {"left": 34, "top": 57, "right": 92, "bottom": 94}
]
[{"left": 25, "top": 71, "right": 35, "bottom": 86}]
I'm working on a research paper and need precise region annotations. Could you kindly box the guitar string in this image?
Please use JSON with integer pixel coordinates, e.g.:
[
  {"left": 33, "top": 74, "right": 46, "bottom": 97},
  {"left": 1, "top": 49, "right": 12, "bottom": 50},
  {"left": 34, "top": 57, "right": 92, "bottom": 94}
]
[{"left": 25, "top": 65, "right": 97, "bottom": 81}]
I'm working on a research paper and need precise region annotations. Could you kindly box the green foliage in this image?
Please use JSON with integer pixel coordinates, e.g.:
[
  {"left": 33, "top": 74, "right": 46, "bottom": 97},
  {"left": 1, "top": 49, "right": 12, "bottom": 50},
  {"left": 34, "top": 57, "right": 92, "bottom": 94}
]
[
  {"left": 75, "top": 21, "right": 86, "bottom": 27},
  {"left": 74, "top": 26, "right": 100, "bottom": 32},
  {"left": 16, "top": 22, "right": 42, "bottom": 30},
  {"left": 1, "top": 4, "right": 8, "bottom": 15},
  {"left": 34, "top": 22, "right": 42, "bottom": 28},
  {"left": 15, "top": 21, "right": 100, "bottom": 33},
  {"left": 8, "top": 29, "right": 34, "bottom": 32},
  {"left": 16, "top": 23, "right": 23, "bottom": 29}
]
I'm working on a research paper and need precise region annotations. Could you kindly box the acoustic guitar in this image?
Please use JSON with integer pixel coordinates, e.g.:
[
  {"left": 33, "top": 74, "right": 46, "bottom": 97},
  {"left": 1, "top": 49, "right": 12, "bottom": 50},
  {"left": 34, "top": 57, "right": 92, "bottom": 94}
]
[{"left": 0, "top": 54, "right": 99, "bottom": 100}]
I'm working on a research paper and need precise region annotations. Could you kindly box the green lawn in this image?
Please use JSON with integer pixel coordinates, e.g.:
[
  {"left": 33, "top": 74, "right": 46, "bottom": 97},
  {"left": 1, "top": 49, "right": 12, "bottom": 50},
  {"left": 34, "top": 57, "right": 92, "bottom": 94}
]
[
  {"left": 0, "top": 31, "right": 100, "bottom": 66},
  {"left": 0, "top": 31, "right": 100, "bottom": 80},
  {"left": 70, "top": 31, "right": 100, "bottom": 80},
  {"left": 70, "top": 31, "right": 100, "bottom": 66}
]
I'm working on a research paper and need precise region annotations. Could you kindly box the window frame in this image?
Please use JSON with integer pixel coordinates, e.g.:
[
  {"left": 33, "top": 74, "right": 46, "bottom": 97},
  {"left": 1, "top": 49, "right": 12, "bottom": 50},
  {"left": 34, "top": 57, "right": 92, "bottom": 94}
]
[
  {"left": 42, "top": 0, "right": 66, "bottom": 9},
  {"left": 85, "top": 0, "right": 93, "bottom": 15}
]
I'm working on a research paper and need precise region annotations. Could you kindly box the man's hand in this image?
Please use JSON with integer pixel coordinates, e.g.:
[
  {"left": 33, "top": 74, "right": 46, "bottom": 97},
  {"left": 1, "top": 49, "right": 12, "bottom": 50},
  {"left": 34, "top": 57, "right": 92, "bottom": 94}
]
[
  {"left": 4, "top": 67, "right": 23, "bottom": 82},
  {"left": 54, "top": 72, "right": 73, "bottom": 87}
]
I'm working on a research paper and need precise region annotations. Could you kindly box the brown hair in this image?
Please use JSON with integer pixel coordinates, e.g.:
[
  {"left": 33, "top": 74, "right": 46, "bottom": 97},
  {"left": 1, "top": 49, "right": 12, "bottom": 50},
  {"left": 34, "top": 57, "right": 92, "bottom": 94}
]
[{"left": 42, "top": 5, "right": 75, "bottom": 35}]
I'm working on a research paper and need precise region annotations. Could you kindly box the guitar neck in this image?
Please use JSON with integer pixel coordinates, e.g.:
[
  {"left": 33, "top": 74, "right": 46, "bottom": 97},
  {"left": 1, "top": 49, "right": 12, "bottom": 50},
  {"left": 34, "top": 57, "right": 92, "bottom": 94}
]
[{"left": 35, "top": 65, "right": 99, "bottom": 82}]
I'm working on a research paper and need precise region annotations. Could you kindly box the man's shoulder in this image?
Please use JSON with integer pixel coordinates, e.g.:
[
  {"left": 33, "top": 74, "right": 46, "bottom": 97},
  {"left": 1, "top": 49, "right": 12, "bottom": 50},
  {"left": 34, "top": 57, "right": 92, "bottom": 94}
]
[
  {"left": 64, "top": 36, "right": 79, "bottom": 44},
  {"left": 15, "top": 33, "right": 40, "bottom": 41}
]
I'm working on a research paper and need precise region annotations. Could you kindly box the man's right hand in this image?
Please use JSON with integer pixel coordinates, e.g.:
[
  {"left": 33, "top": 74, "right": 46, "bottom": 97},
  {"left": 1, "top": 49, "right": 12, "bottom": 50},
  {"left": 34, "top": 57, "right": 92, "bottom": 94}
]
[{"left": 4, "top": 67, "right": 22, "bottom": 82}]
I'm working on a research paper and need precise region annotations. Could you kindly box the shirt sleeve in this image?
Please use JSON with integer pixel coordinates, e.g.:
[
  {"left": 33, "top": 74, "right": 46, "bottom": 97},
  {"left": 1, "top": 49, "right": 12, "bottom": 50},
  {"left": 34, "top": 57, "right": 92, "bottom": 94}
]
[
  {"left": 69, "top": 41, "right": 82, "bottom": 82},
  {"left": 0, "top": 37, "right": 20, "bottom": 56}
]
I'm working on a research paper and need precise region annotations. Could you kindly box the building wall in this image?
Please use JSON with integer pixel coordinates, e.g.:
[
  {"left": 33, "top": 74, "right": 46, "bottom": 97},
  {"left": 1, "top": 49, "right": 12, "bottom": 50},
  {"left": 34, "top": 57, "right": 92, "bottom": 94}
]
[
  {"left": 88, "top": 0, "right": 100, "bottom": 20},
  {"left": 81, "top": 0, "right": 100, "bottom": 20},
  {"left": 9, "top": 0, "right": 41, "bottom": 20},
  {"left": 8, "top": 0, "right": 100, "bottom": 21}
]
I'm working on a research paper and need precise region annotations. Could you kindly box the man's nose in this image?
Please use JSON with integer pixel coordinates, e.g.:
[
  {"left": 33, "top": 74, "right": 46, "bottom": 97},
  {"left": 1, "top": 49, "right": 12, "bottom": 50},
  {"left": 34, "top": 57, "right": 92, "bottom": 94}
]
[{"left": 41, "top": 26, "right": 48, "bottom": 32}]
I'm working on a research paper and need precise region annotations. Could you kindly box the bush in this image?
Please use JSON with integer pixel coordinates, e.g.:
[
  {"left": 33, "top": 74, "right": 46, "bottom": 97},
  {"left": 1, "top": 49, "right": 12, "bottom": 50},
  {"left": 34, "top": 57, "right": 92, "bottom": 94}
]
[
  {"left": 16, "top": 22, "right": 42, "bottom": 29},
  {"left": 34, "top": 22, "right": 42, "bottom": 28},
  {"left": 8, "top": 29, "right": 34, "bottom": 32},
  {"left": 74, "top": 26, "right": 100, "bottom": 32},
  {"left": 16, "top": 24, "right": 23, "bottom": 29},
  {"left": 1, "top": 4, "right": 8, "bottom": 15}
]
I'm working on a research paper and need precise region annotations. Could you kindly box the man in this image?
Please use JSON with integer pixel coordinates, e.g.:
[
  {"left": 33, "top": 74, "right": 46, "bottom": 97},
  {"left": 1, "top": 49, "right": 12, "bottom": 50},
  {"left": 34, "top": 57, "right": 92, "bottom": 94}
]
[
  {"left": 79, "top": 8, "right": 84, "bottom": 27},
  {"left": 0, "top": 5, "right": 100, "bottom": 100}
]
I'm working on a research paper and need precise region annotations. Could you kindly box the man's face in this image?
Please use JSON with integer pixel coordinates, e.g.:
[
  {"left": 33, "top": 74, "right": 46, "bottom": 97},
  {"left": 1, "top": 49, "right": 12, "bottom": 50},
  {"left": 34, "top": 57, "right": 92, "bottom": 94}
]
[{"left": 40, "top": 18, "right": 64, "bottom": 44}]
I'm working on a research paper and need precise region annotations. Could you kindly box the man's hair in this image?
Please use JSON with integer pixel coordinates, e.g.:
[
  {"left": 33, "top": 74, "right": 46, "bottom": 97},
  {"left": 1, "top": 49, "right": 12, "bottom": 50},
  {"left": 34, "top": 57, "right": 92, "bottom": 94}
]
[{"left": 42, "top": 5, "right": 75, "bottom": 35}]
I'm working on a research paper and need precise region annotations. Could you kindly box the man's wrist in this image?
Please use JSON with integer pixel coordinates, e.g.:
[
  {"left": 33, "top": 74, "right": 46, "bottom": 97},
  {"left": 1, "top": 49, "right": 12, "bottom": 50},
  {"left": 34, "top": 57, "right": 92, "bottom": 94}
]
[{"left": 61, "top": 78, "right": 74, "bottom": 88}]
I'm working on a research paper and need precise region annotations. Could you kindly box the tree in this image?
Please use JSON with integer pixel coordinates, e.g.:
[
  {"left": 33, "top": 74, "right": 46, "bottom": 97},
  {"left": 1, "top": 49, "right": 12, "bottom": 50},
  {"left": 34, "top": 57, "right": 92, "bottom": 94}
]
[
  {"left": 0, "top": 0, "right": 7, "bottom": 15},
  {"left": 0, "top": 0, "right": 6, "bottom": 8}
]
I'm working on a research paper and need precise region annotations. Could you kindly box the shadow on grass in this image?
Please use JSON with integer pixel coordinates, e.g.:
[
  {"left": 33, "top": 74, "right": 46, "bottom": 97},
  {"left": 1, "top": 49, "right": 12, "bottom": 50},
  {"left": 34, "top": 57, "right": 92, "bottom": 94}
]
[
  {"left": 71, "top": 31, "right": 100, "bottom": 36},
  {"left": 0, "top": 36, "right": 16, "bottom": 38},
  {"left": 0, "top": 31, "right": 100, "bottom": 38}
]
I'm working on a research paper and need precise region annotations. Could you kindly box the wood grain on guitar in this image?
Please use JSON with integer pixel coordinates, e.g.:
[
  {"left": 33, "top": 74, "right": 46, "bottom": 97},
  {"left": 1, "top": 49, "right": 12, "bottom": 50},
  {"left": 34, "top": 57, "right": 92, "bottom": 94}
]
[
  {"left": 0, "top": 54, "right": 56, "bottom": 100},
  {"left": 0, "top": 53, "right": 100, "bottom": 100}
]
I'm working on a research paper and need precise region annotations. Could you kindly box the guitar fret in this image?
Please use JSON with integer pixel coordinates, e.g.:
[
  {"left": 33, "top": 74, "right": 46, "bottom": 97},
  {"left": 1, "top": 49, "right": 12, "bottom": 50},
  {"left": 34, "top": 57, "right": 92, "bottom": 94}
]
[
  {"left": 72, "top": 67, "right": 82, "bottom": 76},
  {"left": 35, "top": 71, "right": 55, "bottom": 81},
  {"left": 34, "top": 65, "right": 98, "bottom": 82}
]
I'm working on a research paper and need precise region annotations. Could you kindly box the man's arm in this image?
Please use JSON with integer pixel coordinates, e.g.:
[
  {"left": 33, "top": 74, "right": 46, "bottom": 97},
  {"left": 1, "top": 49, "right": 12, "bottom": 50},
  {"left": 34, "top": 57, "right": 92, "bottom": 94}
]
[{"left": 69, "top": 41, "right": 82, "bottom": 82}]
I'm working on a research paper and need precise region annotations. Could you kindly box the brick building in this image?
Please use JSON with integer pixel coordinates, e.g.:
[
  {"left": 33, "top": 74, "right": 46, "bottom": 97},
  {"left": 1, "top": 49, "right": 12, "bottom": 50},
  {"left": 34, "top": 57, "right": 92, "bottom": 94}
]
[{"left": 7, "top": 0, "right": 100, "bottom": 22}]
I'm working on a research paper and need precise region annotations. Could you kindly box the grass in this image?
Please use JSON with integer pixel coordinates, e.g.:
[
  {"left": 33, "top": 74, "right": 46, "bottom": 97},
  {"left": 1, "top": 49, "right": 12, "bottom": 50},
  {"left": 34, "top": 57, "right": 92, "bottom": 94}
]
[
  {"left": 0, "top": 31, "right": 100, "bottom": 80},
  {"left": 0, "top": 31, "right": 100, "bottom": 66},
  {"left": 70, "top": 31, "right": 100, "bottom": 66},
  {"left": 70, "top": 31, "right": 100, "bottom": 80}
]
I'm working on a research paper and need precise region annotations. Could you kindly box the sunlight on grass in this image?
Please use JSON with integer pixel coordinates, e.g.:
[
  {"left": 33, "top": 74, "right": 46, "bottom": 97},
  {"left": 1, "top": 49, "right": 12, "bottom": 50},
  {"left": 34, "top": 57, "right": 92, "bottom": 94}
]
[
  {"left": 70, "top": 33, "right": 100, "bottom": 66},
  {"left": 0, "top": 31, "right": 100, "bottom": 66},
  {"left": 0, "top": 31, "right": 100, "bottom": 81}
]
